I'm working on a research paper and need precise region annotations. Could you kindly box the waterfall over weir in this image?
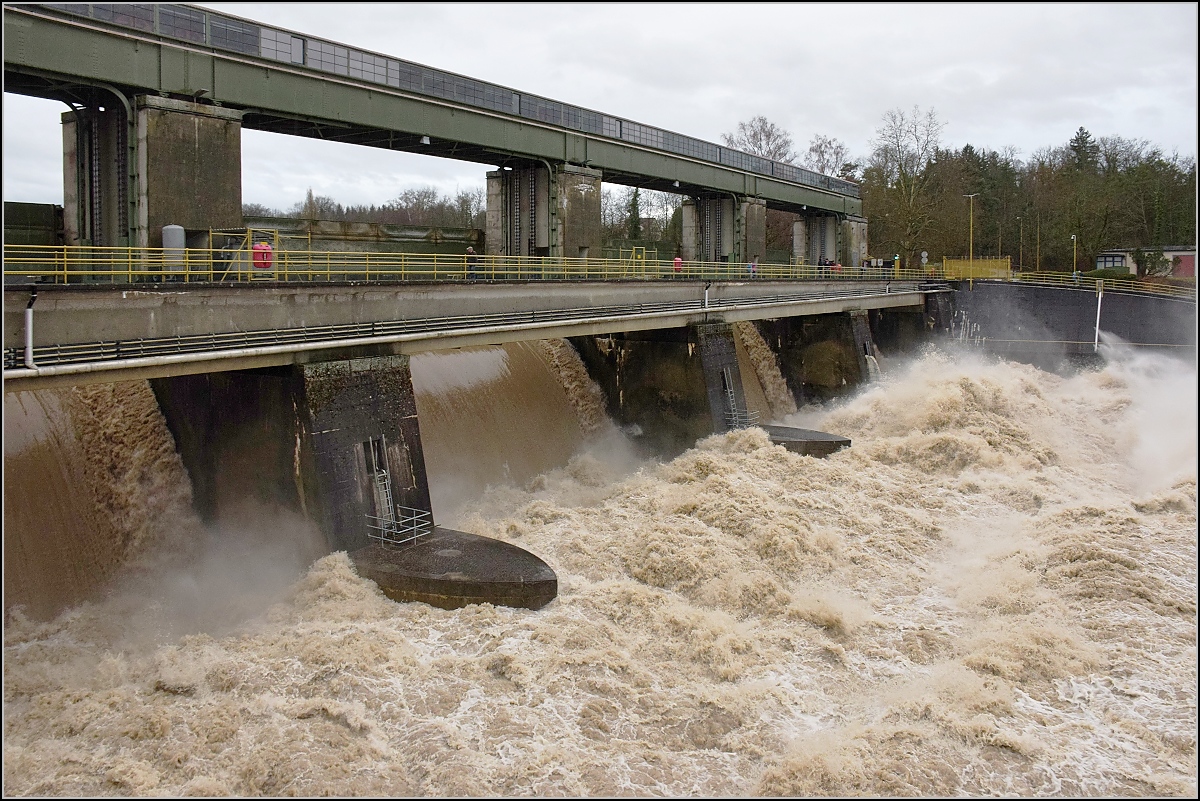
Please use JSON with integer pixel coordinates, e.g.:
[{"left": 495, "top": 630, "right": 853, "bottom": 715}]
[{"left": 3, "top": 337, "right": 1196, "bottom": 797}]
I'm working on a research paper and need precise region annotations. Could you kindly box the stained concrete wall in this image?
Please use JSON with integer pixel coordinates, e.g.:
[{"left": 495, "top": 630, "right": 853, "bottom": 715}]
[
  {"left": 570, "top": 330, "right": 713, "bottom": 459},
  {"left": 951, "top": 281, "right": 1197, "bottom": 359},
  {"left": 150, "top": 355, "right": 432, "bottom": 553},
  {"left": 695, "top": 322, "right": 751, "bottom": 433},
  {"left": 755, "top": 313, "right": 867, "bottom": 406},
  {"left": 136, "top": 95, "right": 242, "bottom": 248},
  {"left": 150, "top": 367, "right": 317, "bottom": 533},
  {"left": 299, "top": 356, "right": 431, "bottom": 552},
  {"left": 557, "top": 164, "right": 602, "bottom": 259}
]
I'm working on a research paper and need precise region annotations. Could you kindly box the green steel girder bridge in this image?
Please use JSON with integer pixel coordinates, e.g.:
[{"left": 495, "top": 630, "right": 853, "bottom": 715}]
[{"left": 3, "top": 3, "right": 865, "bottom": 265}]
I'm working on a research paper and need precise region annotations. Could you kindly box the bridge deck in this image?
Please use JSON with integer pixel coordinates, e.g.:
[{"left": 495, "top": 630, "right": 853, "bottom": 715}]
[{"left": 3, "top": 278, "right": 939, "bottom": 391}]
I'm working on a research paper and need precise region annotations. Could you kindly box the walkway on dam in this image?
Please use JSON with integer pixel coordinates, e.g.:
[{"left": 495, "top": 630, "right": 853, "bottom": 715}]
[
  {"left": 5, "top": 244, "right": 1191, "bottom": 391},
  {"left": 3, "top": 245, "right": 902, "bottom": 284},
  {"left": 3, "top": 277, "right": 940, "bottom": 391}
]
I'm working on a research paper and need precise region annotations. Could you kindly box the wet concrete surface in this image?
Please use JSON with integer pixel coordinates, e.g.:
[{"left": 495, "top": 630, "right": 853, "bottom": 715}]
[
  {"left": 349, "top": 526, "right": 557, "bottom": 610},
  {"left": 761, "top": 424, "right": 851, "bottom": 457}
]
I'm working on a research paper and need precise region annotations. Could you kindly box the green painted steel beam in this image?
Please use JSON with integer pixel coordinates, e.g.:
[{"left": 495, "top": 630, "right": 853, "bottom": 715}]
[{"left": 4, "top": 6, "right": 861, "bottom": 216}]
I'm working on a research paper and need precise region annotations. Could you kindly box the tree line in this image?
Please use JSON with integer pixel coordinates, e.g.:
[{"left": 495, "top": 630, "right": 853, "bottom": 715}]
[
  {"left": 245, "top": 110, "right": 1195, "bottom": 275},
  {"left": 724, "top": 109, "right": 1195, "bottom": 275},
  {"left": 244, "top": 186, "right": 486, "bottom": 229}
]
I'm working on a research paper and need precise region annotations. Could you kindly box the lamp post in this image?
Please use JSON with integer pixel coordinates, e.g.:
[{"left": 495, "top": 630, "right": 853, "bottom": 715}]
[
  {"left": 1036, "top": 213, "right": 1041, "bottom": 271},
  {"left": 1071, "top": 233, "right": 1077, "bottom": 275},
  {"left": 963, "top": 193, "right": 979, "bottom": 279},
  {"left": 1016, "top": 216, "right": 1023, "bottom": 271}
]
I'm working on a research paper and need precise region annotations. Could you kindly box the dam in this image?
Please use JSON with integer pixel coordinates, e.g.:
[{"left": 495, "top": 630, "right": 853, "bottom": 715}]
[{"left": 3, "top": 314, "right": 1195, "bottom": 797}]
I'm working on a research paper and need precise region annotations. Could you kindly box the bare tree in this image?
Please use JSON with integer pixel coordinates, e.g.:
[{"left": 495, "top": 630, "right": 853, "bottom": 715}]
[
  {"left": 287, "top": 187, "right": 343, "bottom": 219},
  {"left": 601, "top": 185, "right": 629, "bottom": 238},
  {"left": 803, "top": 134, "right": 851, "bottom": 177},
  {"left": 242, "top": 202, "right": 281, "bottom": 217},
  {"left": 642, "top": 188, "right": 681, "bottom": 233},
  {"left": 866, "top": 105, "right": 945, "bottom": 266},
  {"left": 721, "top": 115, "right": 797, "bottom": 163}
]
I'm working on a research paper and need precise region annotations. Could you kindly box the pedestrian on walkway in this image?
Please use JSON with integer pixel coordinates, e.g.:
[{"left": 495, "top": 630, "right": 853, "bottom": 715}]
[{"left": 466, "top": 246, "right": 479, "bottom": 279}]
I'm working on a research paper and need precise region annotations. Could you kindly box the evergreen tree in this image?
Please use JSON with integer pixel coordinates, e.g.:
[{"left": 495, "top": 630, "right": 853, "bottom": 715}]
[
  {"left": 1069, "top": 127, "right": 1100, "bottom": 172},
  {"left": 626, "top": 188, "right": 642, "bottom": 240}
]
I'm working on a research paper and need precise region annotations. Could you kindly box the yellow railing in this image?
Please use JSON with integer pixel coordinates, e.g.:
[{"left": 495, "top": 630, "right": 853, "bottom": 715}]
[
  {"left": 5, "top": 245, "right": 1192, "bottom": 300},
  {"left": 1, "top": 245, "right": 936, "bottom": 284},
  {"left": 1012, "top": 271, "right": 1196, "bottom": 300},
  {"left": 943, "top": 257, "right": 1012, "bottom": 280}
]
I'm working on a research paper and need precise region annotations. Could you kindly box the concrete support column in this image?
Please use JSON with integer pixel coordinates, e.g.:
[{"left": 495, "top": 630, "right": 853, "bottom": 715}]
[
  {"left": 792, "top": 218, "right": 808, "bottom": 264},
  {"left": 485, "top": 163, "right": 546, "bottom": 257},
  {"left": 800, "top": 214, "right": 841, "bottom": 265},
  {"left": 829, "top": 216, "right": 843, "bottom": 264},
  {"left": 695, "top": 322, "right": 751, "bottom": 433},
  {"left": 739, "top": 196, "right": 767, "bottom": 266},
  {"left": 556, "top": 164, "right": 602, "bottom": 259},
  {"left": 486, "top": 162, "right": 602, "bottom": 258},
  {"left": 299, "top": 356, "right": 433, "bottom": 553},
  {"left": 62, "top": 104, "right": 131, "bottom": 247},
  {"left": 135, "top": 95, "right": 242, "bottom": 248},
  {"left": 681, "top": 199, "right": 698, "bottom": 261},
  {"left": 690, "top": 196, "right": 735, "bottom": 262},
  {"left": 485, "top": 170, "right": 505, "bottom": 257},
  {"left": 845, "top": 215, "right": 869, "bottom": 269},
  {"left": 685, "top": 195, "right": 764, "bottom": 264}
]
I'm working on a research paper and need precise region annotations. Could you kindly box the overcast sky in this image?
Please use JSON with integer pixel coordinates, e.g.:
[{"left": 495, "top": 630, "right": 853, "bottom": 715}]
[{"left": 3, "top": 2, "right": 1197, "bottom": 212}]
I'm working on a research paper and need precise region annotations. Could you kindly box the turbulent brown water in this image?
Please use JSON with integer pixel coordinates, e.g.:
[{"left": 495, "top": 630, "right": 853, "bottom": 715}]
[{"left": 3, "top": 338, "right": 1196, "bottom": 797}]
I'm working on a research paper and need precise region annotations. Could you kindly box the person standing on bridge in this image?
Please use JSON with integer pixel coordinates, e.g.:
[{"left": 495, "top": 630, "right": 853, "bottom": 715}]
[
  {"left": 466, "top": 246, "right": 480, "bottom": 280},
  {"left": 673, "top": 254, "right": 683, "bottom": 277}
]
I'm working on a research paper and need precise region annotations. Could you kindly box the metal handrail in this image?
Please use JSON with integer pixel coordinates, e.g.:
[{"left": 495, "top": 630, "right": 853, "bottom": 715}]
[
  {"left": 2, "top": 244, "right": 937, "bottom": 284},
  {"left": 1011, "top": 271, "right": 1196, "bottom": 300},
  {"left": 366, "top": 504, "right": 433, "bottom": 549},
  {"left": 725, "top": 408, "right": 760, "bottom": 428},
  {"left": 6, "top": 245, "right": 1189, "bottom": 299}
]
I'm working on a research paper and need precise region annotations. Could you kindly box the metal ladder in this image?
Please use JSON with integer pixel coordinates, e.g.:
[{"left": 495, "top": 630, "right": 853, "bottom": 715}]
[
  {"left": 722, "top": 366, "right": 759, "bottom": 429},
  {"left": 364, "top": 437, "right": 432, "bottom": 548}
]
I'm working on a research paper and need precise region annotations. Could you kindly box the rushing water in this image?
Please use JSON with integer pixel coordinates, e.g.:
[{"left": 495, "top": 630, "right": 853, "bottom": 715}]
[{"left": 2, "top": 338, "right": 1196, "bottom": 797}]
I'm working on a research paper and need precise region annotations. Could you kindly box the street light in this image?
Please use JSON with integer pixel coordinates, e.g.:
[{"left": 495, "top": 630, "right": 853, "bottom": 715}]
[
  {"left": 1036, "top": 213, "right": 1041, "bottom": 271},
  {"left": 964, "top": 193, "right": 979, "bottom": 277},
  {"left": 1071, "top": 234, "right": 1078, "bottom": 275},
  {"left": 1016, "top": 216, "right": 1023, "bottom": 271}
]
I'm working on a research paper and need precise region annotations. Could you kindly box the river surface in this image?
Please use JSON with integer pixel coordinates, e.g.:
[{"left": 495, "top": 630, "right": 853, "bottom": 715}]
[{"left": 2, "top": 338, "right": 1196, "bottom": 796}]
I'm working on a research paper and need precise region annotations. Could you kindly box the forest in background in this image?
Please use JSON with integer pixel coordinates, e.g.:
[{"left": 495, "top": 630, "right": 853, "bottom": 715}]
[{"left": 244, "top": 107, "right": 1195, "bottom": 274}]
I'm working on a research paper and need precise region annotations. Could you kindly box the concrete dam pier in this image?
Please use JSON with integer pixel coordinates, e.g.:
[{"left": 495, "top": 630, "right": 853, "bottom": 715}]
[{"left": 150, "top": 352, "right": 559, "bottom": 611}]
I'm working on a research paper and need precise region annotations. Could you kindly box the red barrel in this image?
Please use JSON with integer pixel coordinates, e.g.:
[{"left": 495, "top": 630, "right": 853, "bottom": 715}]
[{"left": 252, "top": 242, "right": 273, "bottom": 270}]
